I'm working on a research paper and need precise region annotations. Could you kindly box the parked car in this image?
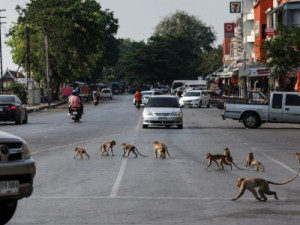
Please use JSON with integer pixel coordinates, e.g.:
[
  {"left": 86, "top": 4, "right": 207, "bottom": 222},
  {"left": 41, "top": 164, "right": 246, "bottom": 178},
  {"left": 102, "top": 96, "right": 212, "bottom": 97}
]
[
  {"left": 152, "top": 86, "right": 170, "bottom": 94},
  {"left": 179, "top": 90, "right": 210, "bottom": 108},
  {"left": 133, "top": 90, "right": 162, "bottom": 106},
  {"left": 142, "top": 95, "right": 183, "bottom": 129},
  {"left": 100, "top": 88, "right": 112, "bottom": 99},
  {"left": 175, "top": 86, "right": 186, "bottom": 97},
  {"left": 0, "top": 95, "right": 28, "bottom": 124},
  {"left": 0, "top": 131, "right": 36, "bottom": 224},
  {"left": 127, "top": 86, "right": 150, "bottom": 94}
]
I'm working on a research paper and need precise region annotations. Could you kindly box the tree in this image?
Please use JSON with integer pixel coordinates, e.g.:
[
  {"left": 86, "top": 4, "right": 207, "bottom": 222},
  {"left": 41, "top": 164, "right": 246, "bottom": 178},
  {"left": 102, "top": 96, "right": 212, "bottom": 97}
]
[
  {"left": 260, "top": 25, "right": 300, "bottom": 75},
  {"left": 6, "top": 0, "right": 119, "bottom": 92},
  {"left": 199, "top": 45, "right": 223, "bottom": 77}
]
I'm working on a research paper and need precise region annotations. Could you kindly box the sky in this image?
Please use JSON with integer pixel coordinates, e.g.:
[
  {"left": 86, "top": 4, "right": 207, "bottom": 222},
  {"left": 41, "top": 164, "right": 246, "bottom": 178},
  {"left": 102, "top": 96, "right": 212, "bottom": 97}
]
[{"left": 1, "top": 0, "right": 239, "bottom": 71}]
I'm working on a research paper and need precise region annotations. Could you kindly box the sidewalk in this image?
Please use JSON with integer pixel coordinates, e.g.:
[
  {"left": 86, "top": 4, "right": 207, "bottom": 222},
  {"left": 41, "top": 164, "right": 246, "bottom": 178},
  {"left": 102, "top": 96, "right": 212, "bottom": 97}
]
[{"left": 26, "top": 100, "right": 66, "bottom": 113}]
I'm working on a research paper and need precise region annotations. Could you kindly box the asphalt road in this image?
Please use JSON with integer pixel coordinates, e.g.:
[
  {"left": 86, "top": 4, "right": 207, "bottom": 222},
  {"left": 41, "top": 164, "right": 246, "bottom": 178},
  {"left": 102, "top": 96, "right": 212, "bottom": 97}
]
[{"left": 1, "top": 94, "right": 299, "bottom": 225}]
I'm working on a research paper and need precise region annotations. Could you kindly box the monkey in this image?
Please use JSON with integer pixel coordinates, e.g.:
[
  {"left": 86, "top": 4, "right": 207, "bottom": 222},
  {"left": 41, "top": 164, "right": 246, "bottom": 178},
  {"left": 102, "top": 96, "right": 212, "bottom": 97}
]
[
  {"left": 231, "top": 173, "right": 298, "bottom": 201},
  {"left": 121, "top": 143, "right": 148, "bottom": 158},
  {"left": 100, "top": 140, "right": 116, "bottom": 156},
  {"left": 296, "top": 153, "right": 300, "bottom": 169},
  {"left": 247, "top": 160, "right": 265, "bottom": 171},
  {"left": 74, "top": 147, "right": 90, "bottom": 159},
  {"left": 205, "top": 153, "right": 244, "bottom": 170},
  {"left": 246, "top": 152, "right": 254, "bottom": 167},
  {"left": 153, "top": 141, "right": 174, "bottom": 159},
  {"left": 223, "top": 147, "right": 233, "bottom": 170}
]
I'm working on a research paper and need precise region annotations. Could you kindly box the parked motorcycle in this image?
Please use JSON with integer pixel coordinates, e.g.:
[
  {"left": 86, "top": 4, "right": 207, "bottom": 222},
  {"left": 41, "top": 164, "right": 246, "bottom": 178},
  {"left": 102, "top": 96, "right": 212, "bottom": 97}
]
[{"left": 70, "top": 107, "right": 82, "bottom": 122}]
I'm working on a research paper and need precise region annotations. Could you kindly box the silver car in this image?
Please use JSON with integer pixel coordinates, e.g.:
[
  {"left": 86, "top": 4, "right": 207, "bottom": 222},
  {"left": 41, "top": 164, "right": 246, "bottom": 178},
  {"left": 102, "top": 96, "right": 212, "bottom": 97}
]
[{"left": 142, "top": 95, "right": 183, "bottom": 129}]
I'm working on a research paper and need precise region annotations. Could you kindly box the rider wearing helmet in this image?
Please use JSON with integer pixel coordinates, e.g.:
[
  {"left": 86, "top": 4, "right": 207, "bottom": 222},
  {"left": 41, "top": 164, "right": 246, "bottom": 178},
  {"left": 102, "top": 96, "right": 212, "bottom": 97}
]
[{"left": 68, "top": 89, "right": 84, "bottom": 115}]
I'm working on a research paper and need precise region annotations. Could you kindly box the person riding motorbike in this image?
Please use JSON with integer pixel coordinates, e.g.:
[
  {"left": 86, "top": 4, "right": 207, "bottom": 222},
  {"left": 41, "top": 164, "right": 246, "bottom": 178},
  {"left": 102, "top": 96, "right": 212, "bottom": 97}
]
[
  {"left": 134, "top": 89, "right": 142, "bottom": 109},
  {"left": 68, "top": 90, "right": 84, "bottom": 115}
]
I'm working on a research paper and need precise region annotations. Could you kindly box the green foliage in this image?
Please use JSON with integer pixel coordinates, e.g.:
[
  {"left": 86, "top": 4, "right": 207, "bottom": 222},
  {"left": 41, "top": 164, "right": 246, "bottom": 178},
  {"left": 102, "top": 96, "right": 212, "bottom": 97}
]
[
  {"left": 200, "top": 45, "right": 223, "bottom": 77},
  {"left": 260, "top": 25, "right": 300, "bottom": 74},
  {"left": 8, "top": 81, "right": 27, "bottom": 103},
  {"left": 6, "top": 0, "right": 119, "bottom": 89}
]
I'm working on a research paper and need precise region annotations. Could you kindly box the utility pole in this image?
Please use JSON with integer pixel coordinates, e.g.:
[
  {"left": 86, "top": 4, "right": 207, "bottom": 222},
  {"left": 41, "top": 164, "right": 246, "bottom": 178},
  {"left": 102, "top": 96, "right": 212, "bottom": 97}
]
[
  {"left": 0, "top": 9, "right": 6, "bottom": 94},
  {"left": 44, "top": 27, "right": 51, "bottom": 105}
]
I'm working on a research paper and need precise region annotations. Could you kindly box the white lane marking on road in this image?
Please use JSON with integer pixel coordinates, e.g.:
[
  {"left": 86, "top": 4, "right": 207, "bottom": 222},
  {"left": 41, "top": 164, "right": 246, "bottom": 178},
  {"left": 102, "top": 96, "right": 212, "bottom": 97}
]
[
  {"left": 262, "top": 153, "right": 298, "bottom": 174},
  {"left": 110, "top": 158, "right": 128, "bottom": 198}
]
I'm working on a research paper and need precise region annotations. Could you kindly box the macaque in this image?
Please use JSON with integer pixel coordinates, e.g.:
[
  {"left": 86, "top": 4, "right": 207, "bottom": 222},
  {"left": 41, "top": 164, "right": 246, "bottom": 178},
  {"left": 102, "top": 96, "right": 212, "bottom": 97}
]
[
  {"left": 232, "top": 173, "right": 298, "bottom": 201},
  {"left": 205, "top": 153, "right": 244, "bottom": 170},
  {"left": 100, "top": 140, "right": 116, "bottom": 156},
  {"left": 246, "top": 152, "right": 254, "bottom": 167},
  {"left": 121, "top": 143, "right": 148, "bottom": 158},
  {"left": 153, "top": 141, "right": 174, "bottom": 159},
  {"left": 74, "top": 147, "right": 90, "bottom": 159},
  {"left": 223, "top": 147, "right": 233, "bottom": 170},
  {"left": 296, "top": 153, "right": 300, "bottom": 169},
  {"left": 247, "top": 160, "right": 265, "bottom": 171}
]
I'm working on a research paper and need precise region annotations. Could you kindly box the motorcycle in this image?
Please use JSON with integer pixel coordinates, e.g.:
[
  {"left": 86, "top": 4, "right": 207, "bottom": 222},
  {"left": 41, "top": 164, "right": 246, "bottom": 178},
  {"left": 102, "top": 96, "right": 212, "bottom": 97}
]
[
  {"left": 135, "top": 99, "right": 141, "bottom": 109},
  {"left": 70, "top": 107, "right": 82, "bottom": 122},
  {"left": 93, "top": 96, "right": 98, "bottom": 106}
]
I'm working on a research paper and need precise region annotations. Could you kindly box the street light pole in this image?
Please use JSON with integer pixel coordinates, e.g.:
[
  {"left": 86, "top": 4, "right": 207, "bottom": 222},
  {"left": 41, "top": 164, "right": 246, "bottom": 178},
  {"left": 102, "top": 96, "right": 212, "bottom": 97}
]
[{"left": 0, "top": 9, "right": 6, "bottom": 94}]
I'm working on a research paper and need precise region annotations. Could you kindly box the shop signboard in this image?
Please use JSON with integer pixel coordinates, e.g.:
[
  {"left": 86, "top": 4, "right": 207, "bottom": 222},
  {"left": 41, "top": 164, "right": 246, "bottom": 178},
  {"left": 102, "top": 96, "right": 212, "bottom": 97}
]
[{"left": 249, "top": 67, "right": 270, "bottom": 77}]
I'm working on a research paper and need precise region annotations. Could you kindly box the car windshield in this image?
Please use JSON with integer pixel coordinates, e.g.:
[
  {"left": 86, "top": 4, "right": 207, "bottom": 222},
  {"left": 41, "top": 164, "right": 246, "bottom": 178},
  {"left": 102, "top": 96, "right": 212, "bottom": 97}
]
[
  {"left": 0, "top": 96, "right": 15, "bottom": 103},
  {"left": 146, "top": 97, "right": 179, "bottom": 108},
  {"left": 184, "top": 92, "right": 200, "bottom": 97}
]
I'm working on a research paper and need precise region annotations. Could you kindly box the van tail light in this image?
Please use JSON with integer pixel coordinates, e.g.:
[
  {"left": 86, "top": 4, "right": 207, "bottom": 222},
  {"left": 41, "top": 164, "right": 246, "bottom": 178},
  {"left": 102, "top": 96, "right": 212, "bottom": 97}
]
[{"left": 223, "top": 104, "right": 226, "bottom": 110}]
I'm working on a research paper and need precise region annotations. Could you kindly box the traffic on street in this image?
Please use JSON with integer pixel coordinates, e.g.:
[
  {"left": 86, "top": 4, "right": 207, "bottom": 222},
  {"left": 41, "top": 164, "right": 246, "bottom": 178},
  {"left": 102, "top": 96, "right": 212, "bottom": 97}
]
[{"left": 1, "top": 94, "right": 299, "bottom": 225}]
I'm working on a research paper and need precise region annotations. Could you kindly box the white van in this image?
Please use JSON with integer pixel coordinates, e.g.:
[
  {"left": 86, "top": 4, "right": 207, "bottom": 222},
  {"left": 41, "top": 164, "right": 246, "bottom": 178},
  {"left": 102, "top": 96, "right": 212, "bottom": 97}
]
[
  {"left": 181, "top": 81, "right": 207, "bottom": 96},
  {"left": 171, "top": 80, "right": 199, "bottom": 94}
]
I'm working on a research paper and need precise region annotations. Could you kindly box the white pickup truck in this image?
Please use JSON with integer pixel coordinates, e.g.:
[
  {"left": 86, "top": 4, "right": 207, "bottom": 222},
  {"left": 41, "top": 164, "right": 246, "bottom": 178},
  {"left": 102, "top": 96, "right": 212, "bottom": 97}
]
[{"left": 222, "top": 92, "right": 300, "bottom": 128}]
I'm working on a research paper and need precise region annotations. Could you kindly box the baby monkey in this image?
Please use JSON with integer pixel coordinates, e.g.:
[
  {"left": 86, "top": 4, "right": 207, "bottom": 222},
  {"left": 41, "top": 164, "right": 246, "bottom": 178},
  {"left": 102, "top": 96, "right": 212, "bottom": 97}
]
[
  {"left": 74, "top": 147, "right": 90, "bottom": 159},
  {"left": 232, "top": 173, "right": 298, "bottom": 201},
  {"left": 247, "top": 160, "right": 265, "bottom": 171},
  {"left": 121, "top": 143, "right": 148, "bottom": 158},
  {"left": 245, "top": 152, "right": 254, "bottom": 167},
  {"left": 100, "top": 140, "right": 116, "bottom": 156},
  {"left": 223, "top": 147, "right": 234, "bottom": 170},
  {"left": 296, "top": 152, "right": 300, "bottom": 168},
  {"left": 153, "top": 141, "right": 174, "bottom": 159},
  {"left": 205, "top": 153, "right": 244, "bottom": 170}
]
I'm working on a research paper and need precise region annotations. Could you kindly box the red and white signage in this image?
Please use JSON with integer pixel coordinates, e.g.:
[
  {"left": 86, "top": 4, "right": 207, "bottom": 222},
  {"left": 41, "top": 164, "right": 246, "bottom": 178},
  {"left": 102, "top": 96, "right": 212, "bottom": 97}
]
[
  {"left": 224, "top": 23, "right": 235, "bottom": 38},
  {"left": 249, "top": 67, "right": 270, "bottom": 77},
  {"left": 265, "top": 28, "right": 277, "bottom": 37}
]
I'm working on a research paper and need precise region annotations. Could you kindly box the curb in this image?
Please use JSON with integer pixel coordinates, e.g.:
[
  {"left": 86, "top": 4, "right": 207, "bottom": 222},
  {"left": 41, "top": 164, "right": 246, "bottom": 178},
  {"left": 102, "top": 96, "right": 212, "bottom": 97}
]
[{"left": 26, "top": 101, "right": 66, "bottom": 113}]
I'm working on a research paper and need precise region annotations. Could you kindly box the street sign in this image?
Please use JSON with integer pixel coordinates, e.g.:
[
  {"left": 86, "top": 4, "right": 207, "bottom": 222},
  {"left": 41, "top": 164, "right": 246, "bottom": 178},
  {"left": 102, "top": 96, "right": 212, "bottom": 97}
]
[
  {"left": 224, "top": 23, "right": 235, "bottom": 38},
  {"left": 230, "top": 2, "right": 241, "bottom": 13}
]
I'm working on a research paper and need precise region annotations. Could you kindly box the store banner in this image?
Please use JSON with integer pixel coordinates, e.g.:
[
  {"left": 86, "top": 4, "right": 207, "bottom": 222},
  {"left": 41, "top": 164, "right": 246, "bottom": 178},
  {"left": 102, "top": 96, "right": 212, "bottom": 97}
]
[
  {"left": 249, "top": 67, "right": 270, "bottom": 77},
  {"left": 224, "top": 23, "right": 235, "bottom": 38}
]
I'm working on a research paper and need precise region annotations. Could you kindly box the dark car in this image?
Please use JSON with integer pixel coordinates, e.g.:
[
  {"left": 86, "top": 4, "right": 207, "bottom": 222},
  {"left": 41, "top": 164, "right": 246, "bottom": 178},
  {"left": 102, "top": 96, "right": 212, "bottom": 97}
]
[
  {"left": 0, "top": 95, "right": 28, "bottom": 124},
  {"left": 0, "top": 131, "right": 36, "bottom": 224},
  {"left": 128, "top": 86, "right": 150, "bottom": 94}
]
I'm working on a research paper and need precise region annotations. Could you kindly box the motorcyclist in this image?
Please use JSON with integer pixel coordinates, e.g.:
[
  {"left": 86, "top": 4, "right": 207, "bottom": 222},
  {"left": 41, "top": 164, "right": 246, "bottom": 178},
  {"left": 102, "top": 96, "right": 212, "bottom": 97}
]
[
  {"left": 134, "top": 89, "right": 142, "bottom": 109},
  {"left": 92, "top": 90, "right": 99, "bottom": 100},
  {"left": 68, "top": 90, "right": 84, "bottom": 115}
]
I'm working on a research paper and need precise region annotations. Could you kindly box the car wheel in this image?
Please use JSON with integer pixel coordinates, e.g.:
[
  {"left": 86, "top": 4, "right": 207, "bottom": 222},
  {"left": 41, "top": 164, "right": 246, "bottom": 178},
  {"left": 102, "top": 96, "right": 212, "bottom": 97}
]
[
  {"left": 22, "top": 112, "right": 28, "bottom": 124},
  {"left": 243, "top": 113, "right": 261, "bottom": 128},
  {"left": 0, "top": 200, "right": 18, "bottom": 224},
  {"left": 198, "top": 101, "right": 202, "bottom": 108},
  {"left": 177, "top": 125, "right": 183, "bottom": 129},
  {"left": 143, "top": 124, "right": 148, "bottom": 129},
  {"left": 15, "top": 113, "right": 22, "bottom": 124}
]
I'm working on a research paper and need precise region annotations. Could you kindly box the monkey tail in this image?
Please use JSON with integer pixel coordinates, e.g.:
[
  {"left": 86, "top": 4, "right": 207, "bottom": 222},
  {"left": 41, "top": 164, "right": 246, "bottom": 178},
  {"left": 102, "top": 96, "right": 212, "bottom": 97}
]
[
  {"left": 224, "top": 157, "right": 244, "bottom": 170},
  {"left": 267, "top": 173, "right": 298, "bottom": 185},
  {"left": 233, "top": 162, "right": 245, "bottom": 170},
  {"left": 165, "top": 147, "right": 174, "bottom": 159},
  {"left": 135, "top": 147, "right": 148, "bottom": 157}
]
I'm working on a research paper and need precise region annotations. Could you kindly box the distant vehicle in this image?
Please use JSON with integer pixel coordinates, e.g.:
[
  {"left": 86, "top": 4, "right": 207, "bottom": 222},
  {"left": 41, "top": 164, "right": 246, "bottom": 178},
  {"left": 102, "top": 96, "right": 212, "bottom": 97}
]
[
  {"left": 151, "top": 86, "right": 170, "bottom": 94},
  {"left": 175, "top": 86, "right": 187, "bottom": 97},
  {"left": 0, "top": 95, "right": 28, "bottom": 124},
  {"left": 143, "top": 95, "right": 183, "bottom": 129},
  {"left": 100, "top": 88, "right": 113, "bottom": 99},
  {"left": 179, "top": 90, "right": 210, "bottom": 108},
  {"left": 171, "top": 80, "right": 199, "bottom": 94},
  {"left": 127, "top": 86, "right": 150, "bottom": 94},
  {"left": 222, "top": 91, "right": 300, "bottom": 128},
  {"left": 0, "top": 131, "right": 36, "bottom": 224},
  {"left": 133, "top": 90, "right": 162, "bottom": 106}
]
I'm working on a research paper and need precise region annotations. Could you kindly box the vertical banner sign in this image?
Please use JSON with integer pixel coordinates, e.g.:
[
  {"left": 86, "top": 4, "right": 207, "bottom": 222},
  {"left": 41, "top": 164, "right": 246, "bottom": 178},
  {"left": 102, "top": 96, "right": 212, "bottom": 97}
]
[
  {"left": 230, "top": 2, "right": 241, "bottom": 13},
  {"left": 224, "top": 23, "right": 235, "bottom": 38}
]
